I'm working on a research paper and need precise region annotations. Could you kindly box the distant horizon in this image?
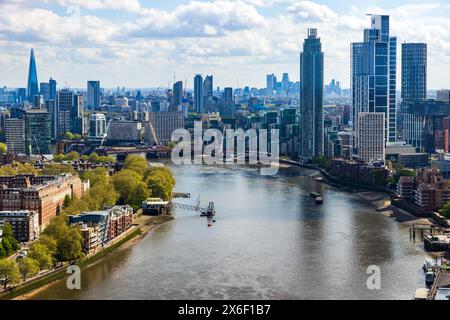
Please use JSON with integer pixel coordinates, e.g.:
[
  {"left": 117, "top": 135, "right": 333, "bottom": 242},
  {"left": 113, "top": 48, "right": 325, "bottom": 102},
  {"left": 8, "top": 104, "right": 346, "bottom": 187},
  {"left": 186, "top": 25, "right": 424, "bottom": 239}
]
[{"left": 0, "top": 1, "right": 449, "bottom": 89}]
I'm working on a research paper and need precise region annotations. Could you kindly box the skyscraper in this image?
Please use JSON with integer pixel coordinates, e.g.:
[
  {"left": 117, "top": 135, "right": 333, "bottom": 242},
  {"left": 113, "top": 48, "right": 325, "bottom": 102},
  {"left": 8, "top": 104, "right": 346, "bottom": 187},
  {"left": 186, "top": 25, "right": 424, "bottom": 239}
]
[
  {"left": 282, "top": 73, "right": 290, "bottom": 96},
  {"left": 40, "top": 82, "right": 50, "bottom": 101},
  {"left": 266, "top": 74, "right": 276, "bottom": 96},
  {"left": 24, "top": 109, "right": 51, "bottom": 155},
  {"left": 402, "top": 43, "right": 427, "bottom": 101},
  {"left": 87, "top": 81, "right": 101, "bottom": 110},
  {"left": 299, "top": 28, "right": 324, "bottom": 161},
  {"left": 194, "top": 75, "right": 203, "bottom": 114},
  {"left": 351, "top": 15, "right": 397, "bottom": 149},
  {"left": 5, "top": 118, "right": 25, "bottom": 154},
  {"left": 220, "top": 87, "right": 235, "bottom": 117},
  {"left": 27, "top": 49, "right": 39, "bottom": 102},
  {"left": 172, "top": 81, "right": 183, "bottom": 108},
  {"left": 57, "top": 89, "right": 74, "bottom": 136},
  {"left": 49, "top": 78, "right": 57, "bottom": 100}
]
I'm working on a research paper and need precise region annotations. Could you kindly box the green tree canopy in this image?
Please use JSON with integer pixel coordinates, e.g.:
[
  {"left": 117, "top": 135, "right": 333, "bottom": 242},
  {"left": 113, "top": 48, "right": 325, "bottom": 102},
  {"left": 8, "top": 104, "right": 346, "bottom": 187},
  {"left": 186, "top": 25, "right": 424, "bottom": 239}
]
[
  {"left": 124, "top": 155, "right": 148, "bottom": 176},
  {"left": 56, "top": 227, "right": 84, "bottom": 262},
  {"left": 0, "top": 259, "right": 20, "bottom": 289},
  {"left": 80, "top": 167, "right": 109, "bottom": 187},
  {"left": 28, "top": 243, "right": 53, "bottom": 270},
  {"left": 0, "top": 142, "right": 7, "bottom": 154},
  {"left": 18, "top": 257, "right": 40, "bottom": 281},
  {"left": 65, "top": 151, "right": 80, "bottom": 161}
]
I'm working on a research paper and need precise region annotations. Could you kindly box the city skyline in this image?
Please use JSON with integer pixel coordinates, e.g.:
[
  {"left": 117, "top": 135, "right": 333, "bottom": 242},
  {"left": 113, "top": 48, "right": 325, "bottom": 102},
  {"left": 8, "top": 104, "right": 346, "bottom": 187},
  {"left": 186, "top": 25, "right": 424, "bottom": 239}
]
[{"left": 0, "top": 1, "right": 449, "bottom": 89}]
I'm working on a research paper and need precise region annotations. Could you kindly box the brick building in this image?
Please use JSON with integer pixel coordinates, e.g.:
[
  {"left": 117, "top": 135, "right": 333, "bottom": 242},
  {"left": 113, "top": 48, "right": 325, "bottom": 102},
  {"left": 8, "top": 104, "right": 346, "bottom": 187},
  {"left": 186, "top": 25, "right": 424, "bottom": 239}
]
[{"left": 0, "top": 174, "right": 89, "bottom": 229}]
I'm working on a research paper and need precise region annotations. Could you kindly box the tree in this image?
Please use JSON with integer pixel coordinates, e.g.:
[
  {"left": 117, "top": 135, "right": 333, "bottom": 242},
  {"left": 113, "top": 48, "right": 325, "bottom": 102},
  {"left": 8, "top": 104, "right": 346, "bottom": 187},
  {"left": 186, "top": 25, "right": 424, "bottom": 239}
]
[
  {"left": 53, "top": 154, "right": 65, "bottom": 163},
  {"left": 63, "top": 194, "right": 72, "bottom": 208},
  {"left": 144, "top": 167, "right": 176, "bottom": 201},
  {"left": 1, "top": 223, "right": 20, "bottom": 256},
  {"left": 438, "top": 203, "right": 450, "bottom": 218},
  {"left": 0, "top": 142, "right": 7, "bottom": 154},
  {"left": 80, "top": 167, "right": 109, "bottom": 187},
  {"left": 36, "top": 235, "right": 57, "bottom": 259},
  {"left": 0, "top": 259, "right": 20, "bottom": 289},
  {"left": 88, "top": 152, "right": 100, "bottom": 163},
  {"left": 18, "top": 257, "right": 40, "bottom": 281},
  {"left": 129, "top": 182, "right": 151, "bottom": 208},
  {"left": 65, "top": 151, "right": 80, "bottom": 161},
  {"left": 28, "top": 243, "right": 53, "bottom": 270},
  {"left": 124, "top": 155, "right": 148, "bottom": 176},
  {"left": 64, "top": 132, "right": 74, "bottom": 140},
  {"left": 56, "top": 227, "right": 84, "bottom": 262}
]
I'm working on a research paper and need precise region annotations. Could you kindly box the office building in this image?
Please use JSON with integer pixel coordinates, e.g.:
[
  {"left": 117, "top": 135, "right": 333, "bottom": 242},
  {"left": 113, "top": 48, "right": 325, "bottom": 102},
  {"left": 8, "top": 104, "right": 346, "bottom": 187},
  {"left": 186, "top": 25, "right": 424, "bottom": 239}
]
[
  {"left": 5, "top": 118, "right": 25, "bottom": 154},
  {"left": 46, "top": 99, "right": 58, "bottom": 140},
  {"left": 351, "top": 15, "right": 397, "bottom": 149},
  {"left": 87, "top": 81, "right": 101, "bottom": 109},
  {"left": 357, "top": 112, "right": 386, "bottom": 164},
  {"left": 299, "top": 28, "right": 324, "bottom": 160},
  {"left": 401, "top": 43, "right": 427, "bottom": 101},
  {"left": 24, "top": 109, "right": 51, "bottom": 155},
  {"left": 266, "top": 74, "right": 276, "bottom": 96},
  {"left": 194, "top": 75, "right": 203, "bottom": 113},
  {"left": 437, "top": 90, "right": 450, "bottom": 103},
  {"left": 172, "top": 81, "right": 183, "bottom": 108},
  {"left": 145, "top": 112, "right": 185, "bottom": 145},
  {"left": 40, "top": 82, "right": 50, "bottom": 101},
  {"left": 57, "top": 89, "right": 73, "bottom": 136},
  {"left": 49, "top": 78, "right": 57, "bottom": 100},
  {"left": 220, "top": 87, "right": 235, "bottom": 117},
  {"left": 89, "top": 113, "right": 107, "bottom": 139},
  {"left": 27, "top": 49, "right": 39, "bottom": 102},
  {"left": 108, "top": 120, "right": 142, "bottom": 143}
]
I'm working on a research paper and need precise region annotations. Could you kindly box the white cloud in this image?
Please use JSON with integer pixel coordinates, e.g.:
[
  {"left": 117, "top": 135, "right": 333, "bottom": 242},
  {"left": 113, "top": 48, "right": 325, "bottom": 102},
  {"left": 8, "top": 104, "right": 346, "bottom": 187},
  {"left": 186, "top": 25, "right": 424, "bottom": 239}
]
[
  {"left": 0, "top": 0, "right": 449, "bottom": 89},
  {"left": 287, "top": 1, "right": 337, "bottom": 22}
]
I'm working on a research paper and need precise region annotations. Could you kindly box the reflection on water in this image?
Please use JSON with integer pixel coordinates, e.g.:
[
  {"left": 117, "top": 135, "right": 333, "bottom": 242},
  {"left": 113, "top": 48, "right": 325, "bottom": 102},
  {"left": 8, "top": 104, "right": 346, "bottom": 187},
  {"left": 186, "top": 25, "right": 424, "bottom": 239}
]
[{"left": 33, "top": 164, "right": 428, "bottom": 300}]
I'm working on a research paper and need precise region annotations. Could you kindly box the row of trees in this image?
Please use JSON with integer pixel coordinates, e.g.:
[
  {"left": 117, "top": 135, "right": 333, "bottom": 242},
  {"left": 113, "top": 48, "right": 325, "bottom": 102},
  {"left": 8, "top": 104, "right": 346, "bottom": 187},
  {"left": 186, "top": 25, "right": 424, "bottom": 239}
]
[
  {"left": 0, "top": 155, "right": 176, "bottom": 290},
  {"left": 53, "top": 152, "right": 115, "bottom": 164}
]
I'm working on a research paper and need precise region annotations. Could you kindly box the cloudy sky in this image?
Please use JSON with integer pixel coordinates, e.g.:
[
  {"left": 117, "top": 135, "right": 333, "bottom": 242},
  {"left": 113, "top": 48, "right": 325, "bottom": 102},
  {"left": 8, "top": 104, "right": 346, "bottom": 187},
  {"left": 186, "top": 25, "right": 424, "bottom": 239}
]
[{"left": 0, "top": 0, "right": 449, "bottom": 90}]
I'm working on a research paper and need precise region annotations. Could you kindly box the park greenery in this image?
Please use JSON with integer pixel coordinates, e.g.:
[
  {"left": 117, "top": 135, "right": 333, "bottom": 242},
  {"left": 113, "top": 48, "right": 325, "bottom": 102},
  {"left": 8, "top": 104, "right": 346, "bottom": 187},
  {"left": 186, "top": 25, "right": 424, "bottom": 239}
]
[{"left": 0, "top": 154, "right": 176, "bottom": 290}]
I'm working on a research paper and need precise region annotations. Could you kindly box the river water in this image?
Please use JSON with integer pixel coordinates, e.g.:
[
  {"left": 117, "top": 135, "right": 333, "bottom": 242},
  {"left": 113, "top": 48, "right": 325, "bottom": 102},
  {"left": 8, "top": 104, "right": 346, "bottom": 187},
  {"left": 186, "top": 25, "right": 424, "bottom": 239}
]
[{"left": 33, "top": 163, "right": 429, "bottom": 300}]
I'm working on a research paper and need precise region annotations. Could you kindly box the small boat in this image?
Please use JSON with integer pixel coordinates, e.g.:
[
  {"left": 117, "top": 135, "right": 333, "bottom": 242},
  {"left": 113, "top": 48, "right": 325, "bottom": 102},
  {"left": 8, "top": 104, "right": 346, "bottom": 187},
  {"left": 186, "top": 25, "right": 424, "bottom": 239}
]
[
  {"left": 310, "top": 192, "right": 322, "bottom": 199},
  {"left": 425, "top": 270, "right": 435, "bottom": 285},
  {"left": 315, "top": 177, "right": 324, "bottom": 182},
  {"left": 315, "top": 196, "right": 324, "bottom": 204}
]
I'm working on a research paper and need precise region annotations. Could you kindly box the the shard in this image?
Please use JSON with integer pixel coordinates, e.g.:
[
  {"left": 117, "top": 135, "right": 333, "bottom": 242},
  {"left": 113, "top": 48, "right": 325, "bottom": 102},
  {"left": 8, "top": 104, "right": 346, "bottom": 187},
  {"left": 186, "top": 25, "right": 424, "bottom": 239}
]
[{"left": 27, "top": 48, "right": 39, "bottom": 102}]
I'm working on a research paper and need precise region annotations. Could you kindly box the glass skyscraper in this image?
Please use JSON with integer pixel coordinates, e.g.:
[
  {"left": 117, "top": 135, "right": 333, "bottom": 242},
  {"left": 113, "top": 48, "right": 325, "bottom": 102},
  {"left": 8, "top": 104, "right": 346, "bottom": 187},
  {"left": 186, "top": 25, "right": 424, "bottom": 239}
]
[
  {"left": 27, "top": 48, "right": 39, "bottom": 102},
  {"left": 194, "top": 74, "right": 203, "bottom": 114},
  {"left": 351, "top": 15, "right": 397, "bottom": 150},
  {"left": 87, "top": 81, "right": 101, "bottom": 110},
  {"left": 401, "top": 43, "right": 428, "bottom": 149},
  {"left": 401, "top": 43, "right": 427, "bottom": 101},
  {"left": 299, "top": 28, "right": 324, "bottom": 160}
]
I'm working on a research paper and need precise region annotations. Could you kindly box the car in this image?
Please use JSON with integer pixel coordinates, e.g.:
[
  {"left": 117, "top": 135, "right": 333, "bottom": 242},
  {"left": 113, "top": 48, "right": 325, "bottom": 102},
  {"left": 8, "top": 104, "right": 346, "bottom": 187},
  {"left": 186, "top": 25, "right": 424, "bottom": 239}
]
[
  {"left": 20, "top": 250, "right": 28, "bottom": 256},
  {"left": 16, "top": 254, "right": 25, "bottom": 261}
]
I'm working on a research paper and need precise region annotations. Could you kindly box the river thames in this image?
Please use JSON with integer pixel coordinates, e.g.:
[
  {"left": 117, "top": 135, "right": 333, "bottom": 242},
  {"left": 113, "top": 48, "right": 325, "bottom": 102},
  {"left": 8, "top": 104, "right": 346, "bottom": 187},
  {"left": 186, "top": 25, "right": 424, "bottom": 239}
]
[{"left": 32, "top": 163, "right": 429, "bottom": 300}]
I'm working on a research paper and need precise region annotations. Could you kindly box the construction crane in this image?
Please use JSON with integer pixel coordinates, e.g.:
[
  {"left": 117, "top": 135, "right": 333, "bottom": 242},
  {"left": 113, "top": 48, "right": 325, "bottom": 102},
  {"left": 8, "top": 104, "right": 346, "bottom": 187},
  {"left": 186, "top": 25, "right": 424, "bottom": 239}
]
[
  {"left": 148, "top": 118, "right": 159, "bottom": 146},
  {"left": 100, "top": 118, "right": 113, "bottom": 148},
  {"left": 33, "top": 136, "right": 45, "bottom": 169}
]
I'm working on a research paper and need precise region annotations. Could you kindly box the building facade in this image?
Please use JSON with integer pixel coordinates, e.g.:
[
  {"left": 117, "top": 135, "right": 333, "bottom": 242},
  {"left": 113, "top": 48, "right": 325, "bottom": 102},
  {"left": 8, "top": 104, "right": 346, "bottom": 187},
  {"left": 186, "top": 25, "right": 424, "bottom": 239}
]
[
  {"left": 299, "top": 28, "right": 324, "bottom": 161},
  {"left": 145, "top": 112, "right": 185, "bottom": 145},
  {"left": 0, "top": 174, "right": 88, "bottom": 229},
  {"left": 5, "top": 118, "right": 25, "bottom": 154},
  {"left": 0, "top": 210, "right": 39, "bottom": 242},
  {"left": 351, "top": 15, "right": 397, "bottom": 152},
  {"left": 87, "top": 81, "right": 101, "bottom": 110},
  {"left": 357, "top": 112, "right": 386, "bottom": 164},
  {"left": 24, "top": 109, "right": 51, "bottom": 155},
  {"left": 194, "top": 75, "right": 203, "bottom": 114}
]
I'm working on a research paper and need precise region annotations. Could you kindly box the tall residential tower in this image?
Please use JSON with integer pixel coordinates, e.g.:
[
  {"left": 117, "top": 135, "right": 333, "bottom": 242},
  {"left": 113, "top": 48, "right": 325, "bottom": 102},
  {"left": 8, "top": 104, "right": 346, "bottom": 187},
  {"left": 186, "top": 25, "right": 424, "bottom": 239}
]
[
  {"left": 351, "top": 15, "right": 397, "bottom": 152},
  {"left": 299, "top": 28, "right": 324, "bottom": 161}
]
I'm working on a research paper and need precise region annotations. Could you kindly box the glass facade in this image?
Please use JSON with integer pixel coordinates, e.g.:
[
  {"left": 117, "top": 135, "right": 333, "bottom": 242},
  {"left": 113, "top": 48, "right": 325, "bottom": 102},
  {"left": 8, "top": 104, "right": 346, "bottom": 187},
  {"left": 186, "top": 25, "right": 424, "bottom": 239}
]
[
  {"left": 351, "top": 15, "right": 397, "bottom": 152},
  {"left": 27, "top": 49, "right": 39, "bottom": 102},
  {"left": 299, "top": 28, "right": 324, "bottom": 160},
  {"left": 25, "top": 109, "right": 51, "bottom": 155}
]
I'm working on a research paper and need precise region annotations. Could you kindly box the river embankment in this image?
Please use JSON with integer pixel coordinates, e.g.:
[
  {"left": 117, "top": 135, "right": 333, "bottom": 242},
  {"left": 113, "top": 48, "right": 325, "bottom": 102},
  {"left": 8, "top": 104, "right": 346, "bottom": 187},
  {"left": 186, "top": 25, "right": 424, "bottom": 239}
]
[{"left": 0, "top": 213, "right": 174, "bottom": 300}]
